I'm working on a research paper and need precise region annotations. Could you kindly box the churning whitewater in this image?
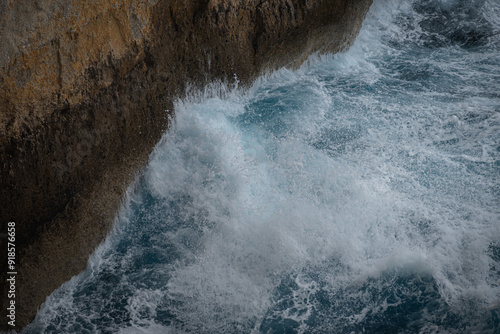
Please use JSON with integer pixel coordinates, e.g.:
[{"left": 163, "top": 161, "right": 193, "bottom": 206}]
[{"left": 26, "top": 0, "right": 500, "bottom": 333}]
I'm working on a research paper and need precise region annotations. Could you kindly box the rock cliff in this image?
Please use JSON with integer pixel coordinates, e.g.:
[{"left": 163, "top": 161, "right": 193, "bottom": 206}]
[{"left": 0, "top": 0, "right": 372, "bottom": 330}]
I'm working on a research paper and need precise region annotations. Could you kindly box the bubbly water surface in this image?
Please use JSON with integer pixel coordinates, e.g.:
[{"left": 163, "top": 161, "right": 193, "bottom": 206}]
[{"left": 27, "top": 0, "right": 500, "bottom": 333}]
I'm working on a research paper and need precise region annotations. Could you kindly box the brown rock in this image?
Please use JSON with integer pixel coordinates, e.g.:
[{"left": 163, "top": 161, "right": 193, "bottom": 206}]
[{"left": 0, "top": 0, "right": 372, "bottom": 330}]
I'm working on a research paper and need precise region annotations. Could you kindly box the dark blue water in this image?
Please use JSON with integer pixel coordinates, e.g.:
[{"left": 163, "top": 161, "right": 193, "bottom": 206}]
[{"left": 26, "top": 0, "right": 500, "bottom": 333}]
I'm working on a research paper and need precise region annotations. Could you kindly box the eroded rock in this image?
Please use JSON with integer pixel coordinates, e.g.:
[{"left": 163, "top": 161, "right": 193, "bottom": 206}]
[{"left": 0, "top": 0, "right": 372, "bottom": 330}]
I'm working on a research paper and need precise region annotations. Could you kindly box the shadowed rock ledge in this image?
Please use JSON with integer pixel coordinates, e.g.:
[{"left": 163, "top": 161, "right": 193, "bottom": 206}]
[{"left": 0, "top": 0, "right": 372, "bottom": 330}]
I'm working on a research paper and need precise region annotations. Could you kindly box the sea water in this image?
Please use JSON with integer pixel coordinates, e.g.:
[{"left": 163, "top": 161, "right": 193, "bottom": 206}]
[{"left": 26, "top": 0, "right": 500, "bottom": 332}]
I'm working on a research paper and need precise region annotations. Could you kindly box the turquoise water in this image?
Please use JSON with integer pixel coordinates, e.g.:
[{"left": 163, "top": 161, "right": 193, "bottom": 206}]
[{"left": 27, "top": 0, "right": 500, "bottom": 333}]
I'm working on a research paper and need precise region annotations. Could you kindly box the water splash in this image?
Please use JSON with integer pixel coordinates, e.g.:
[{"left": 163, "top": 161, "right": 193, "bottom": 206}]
[{"left": 26, "top": 0, "right": 500, "bottom": 333}]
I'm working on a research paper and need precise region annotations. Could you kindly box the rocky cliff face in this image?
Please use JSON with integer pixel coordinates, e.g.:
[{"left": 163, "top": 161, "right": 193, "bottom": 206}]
[{"left": 0, "top": 0, "right": 372, "bottom": 330}]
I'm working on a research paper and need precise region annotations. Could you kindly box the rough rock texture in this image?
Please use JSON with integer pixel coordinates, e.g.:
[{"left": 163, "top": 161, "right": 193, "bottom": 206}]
[{"left": 0, "top": 0, "right": 372, "bottom": 330}]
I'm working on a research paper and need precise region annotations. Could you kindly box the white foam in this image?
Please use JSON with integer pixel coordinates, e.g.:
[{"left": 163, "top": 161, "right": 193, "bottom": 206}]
[{"left": 27, "top": 0, "right": 500, "bottom": 332}]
